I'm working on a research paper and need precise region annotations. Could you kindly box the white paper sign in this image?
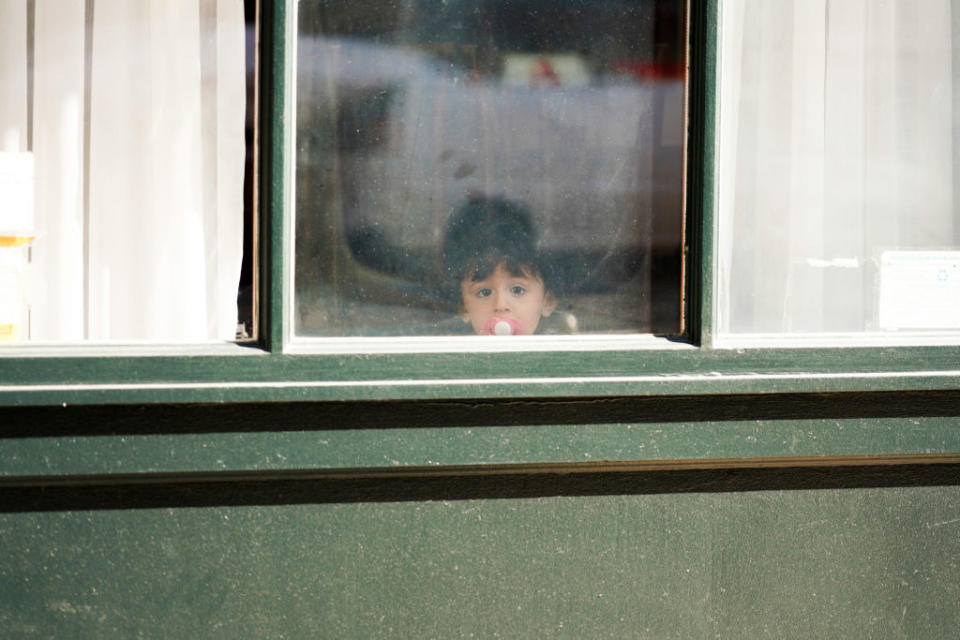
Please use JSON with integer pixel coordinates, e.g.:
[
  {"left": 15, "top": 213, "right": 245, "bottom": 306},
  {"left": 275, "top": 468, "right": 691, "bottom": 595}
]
[
  {"left": 0, "top": 151, "right": 35, "bottom": 234},
  {"left": 878, "top": 251, "right": 960, "bottom": 329}
]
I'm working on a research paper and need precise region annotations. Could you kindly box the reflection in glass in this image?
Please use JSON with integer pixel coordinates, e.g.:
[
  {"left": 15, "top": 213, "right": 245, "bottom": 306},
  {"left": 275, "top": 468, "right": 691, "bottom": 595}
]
[{"left": 294, "top": 0, "right": 686, "bottom": 337}]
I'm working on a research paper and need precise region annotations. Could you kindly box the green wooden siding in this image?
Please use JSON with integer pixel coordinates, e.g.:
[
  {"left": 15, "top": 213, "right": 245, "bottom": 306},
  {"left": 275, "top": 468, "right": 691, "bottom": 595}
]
[{"left": 3, "top": 485, "right": 958, "bottom": 638}]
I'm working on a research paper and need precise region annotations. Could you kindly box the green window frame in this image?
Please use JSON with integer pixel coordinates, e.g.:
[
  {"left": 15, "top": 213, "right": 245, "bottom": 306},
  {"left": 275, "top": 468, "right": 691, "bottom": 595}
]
[{"left": 1, "top": 0, "right": 959, "bottom": 481}]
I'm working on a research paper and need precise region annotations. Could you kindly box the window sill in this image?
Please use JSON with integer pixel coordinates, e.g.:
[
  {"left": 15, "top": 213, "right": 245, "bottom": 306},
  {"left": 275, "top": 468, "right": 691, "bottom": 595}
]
[
  {"left": 1, "top": 343, "right": 960, "bottom": 405},
  {"left": 284, "top": 333, "right": 692, "bottom": 355},
  {"left": 714, "top": 331, "right": 960, "bottom": 349}
]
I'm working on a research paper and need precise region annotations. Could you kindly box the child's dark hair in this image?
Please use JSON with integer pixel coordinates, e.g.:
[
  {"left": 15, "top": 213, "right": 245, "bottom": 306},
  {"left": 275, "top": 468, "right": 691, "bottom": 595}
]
[{"left": 441, "top": 195, "right": 551, "bottom": 305}]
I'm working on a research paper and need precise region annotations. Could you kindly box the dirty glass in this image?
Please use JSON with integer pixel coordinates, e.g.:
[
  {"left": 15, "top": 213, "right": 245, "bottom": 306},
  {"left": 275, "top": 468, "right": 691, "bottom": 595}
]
[
  {"left": 717, "top": 0, "right": 960, "bottom": 341},
  {"left": 294, "top": 0, "right": 687, "bottom": 337}
]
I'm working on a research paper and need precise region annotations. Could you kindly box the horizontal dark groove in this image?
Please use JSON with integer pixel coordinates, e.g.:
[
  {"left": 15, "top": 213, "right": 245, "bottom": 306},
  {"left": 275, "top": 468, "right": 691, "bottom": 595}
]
[
  {"left": 4, "top": 389, "right": 960, "bottom": 437},
  {"left": 3, "top": 460, "right": 959, "bottom": 512}
]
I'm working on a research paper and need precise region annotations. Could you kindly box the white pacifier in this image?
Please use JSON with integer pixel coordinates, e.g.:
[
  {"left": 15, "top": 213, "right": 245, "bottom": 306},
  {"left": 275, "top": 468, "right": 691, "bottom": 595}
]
[{"left": 485, "top": 317, "right": 522, "bottom": 336}]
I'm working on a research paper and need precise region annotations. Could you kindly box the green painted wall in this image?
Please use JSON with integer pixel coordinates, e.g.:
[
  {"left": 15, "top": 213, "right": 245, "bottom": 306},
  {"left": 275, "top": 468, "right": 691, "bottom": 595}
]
[{"left": 2, "top": 486, "right": 957, "bottom": 638}]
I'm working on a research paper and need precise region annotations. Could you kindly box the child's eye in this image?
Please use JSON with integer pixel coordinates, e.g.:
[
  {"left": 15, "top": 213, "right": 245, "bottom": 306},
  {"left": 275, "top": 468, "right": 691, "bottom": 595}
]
[
  {"left": 476, "top": 288, "right": 492, "bottom": 298},
  {"left": 511, "top": 285, "right": 526, "bottom": 296}
]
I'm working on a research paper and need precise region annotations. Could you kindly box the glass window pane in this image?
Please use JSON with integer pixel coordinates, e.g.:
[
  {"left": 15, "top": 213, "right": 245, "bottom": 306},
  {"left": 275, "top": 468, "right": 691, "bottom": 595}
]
[
  {"left": 294, "top": 0, "right": 686, "bottom": 337},
  {"left": 0, "top": 0, "right": 255, "bottom": 344},
  {"left": 717, "top": 0, "right": 960, "bottom": 340}
]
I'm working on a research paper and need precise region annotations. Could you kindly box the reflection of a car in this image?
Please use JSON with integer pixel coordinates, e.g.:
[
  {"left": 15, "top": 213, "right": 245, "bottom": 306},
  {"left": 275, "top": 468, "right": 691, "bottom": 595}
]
[{"left": 295, "top": 37, "right": 684, "bottom": 331}]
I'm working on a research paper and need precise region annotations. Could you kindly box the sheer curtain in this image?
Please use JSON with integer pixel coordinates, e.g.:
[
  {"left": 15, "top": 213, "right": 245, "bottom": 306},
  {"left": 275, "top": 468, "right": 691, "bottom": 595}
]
[
  {"left": 0, "top": 0, "right": 244, "bottom": 342},
  {"left": 718, "top": 0, "right": 956, "bottom": 335}
]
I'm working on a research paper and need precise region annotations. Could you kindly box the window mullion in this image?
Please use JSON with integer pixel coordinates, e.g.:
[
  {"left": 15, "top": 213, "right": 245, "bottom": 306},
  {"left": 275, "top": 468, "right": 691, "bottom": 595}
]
[
  {"left": 257, "top": 0, "right": 291, "bottom": 352},
  {"left": 685, "top": 0, "right": 719, "bottom": 349}
]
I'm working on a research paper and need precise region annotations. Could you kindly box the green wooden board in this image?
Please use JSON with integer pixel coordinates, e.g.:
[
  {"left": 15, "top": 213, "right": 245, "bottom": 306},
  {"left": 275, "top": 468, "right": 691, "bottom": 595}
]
[{"left": 2, "top": 486, "right": 958, "bottom": 638}]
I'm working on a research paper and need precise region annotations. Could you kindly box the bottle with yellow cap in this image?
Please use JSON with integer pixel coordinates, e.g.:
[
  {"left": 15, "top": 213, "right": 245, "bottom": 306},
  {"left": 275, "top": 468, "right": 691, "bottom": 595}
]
[
  {"left": 0, "top": 236, "right": 34, "bottom": 341},
  {"left": 0, "top": 152, "right": 36, "bottom": 342}
]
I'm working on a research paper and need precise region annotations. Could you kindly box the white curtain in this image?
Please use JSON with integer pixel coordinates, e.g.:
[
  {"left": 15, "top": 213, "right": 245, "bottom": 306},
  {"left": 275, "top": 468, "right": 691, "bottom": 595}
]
[
  {"left": 718, "top": 0, "right": 955, "bottom": 334},
  {"left": 0, "top": 0, "right": 244, "bottom": 342}
]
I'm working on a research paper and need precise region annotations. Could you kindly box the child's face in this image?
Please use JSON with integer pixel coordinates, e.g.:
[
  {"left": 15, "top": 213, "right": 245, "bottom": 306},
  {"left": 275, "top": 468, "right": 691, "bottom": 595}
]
[{"left": 460, "top": 262, "right": 556, "bottom": 335}]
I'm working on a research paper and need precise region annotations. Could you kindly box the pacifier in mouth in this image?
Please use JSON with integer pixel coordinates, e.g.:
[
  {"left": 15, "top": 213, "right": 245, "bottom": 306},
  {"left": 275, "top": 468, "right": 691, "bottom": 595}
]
[{"left": 484, "top": 317, "right": 522, "bottom": 336}]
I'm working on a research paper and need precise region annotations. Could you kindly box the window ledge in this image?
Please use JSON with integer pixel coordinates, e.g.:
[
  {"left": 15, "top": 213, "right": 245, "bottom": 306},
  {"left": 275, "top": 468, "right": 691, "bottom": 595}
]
[
  {"left": 285, "top": 333, "right": 693, "bottom": 355},
  {"left": 0, "top": 341, "right": 265, "bottom": 359},
  {"left": 714, "top": 331, "right": 960, "bottom": 349}
]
